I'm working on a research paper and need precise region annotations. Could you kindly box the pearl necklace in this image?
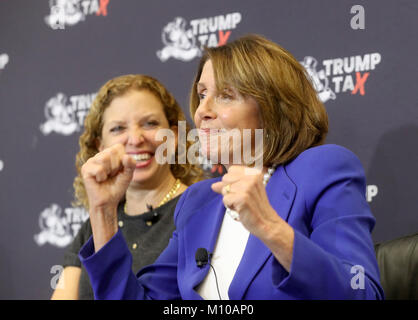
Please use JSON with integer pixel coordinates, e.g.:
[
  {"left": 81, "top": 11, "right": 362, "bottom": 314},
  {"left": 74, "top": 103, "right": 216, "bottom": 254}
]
[{"left": 226, "top": 165, "right": 277, "bottom": 221}]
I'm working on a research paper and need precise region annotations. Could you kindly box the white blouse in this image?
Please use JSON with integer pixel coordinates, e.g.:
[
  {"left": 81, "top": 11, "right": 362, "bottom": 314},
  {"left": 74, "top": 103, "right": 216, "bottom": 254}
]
[{"left": 196, "top": 210, "right": 250, "bottom": 300}]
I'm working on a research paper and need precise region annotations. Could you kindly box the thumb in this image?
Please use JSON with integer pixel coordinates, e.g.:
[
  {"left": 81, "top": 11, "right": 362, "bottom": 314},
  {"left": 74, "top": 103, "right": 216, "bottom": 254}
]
[
  {"left": 211, "top": 181, "right": 224, "bottom": 194},
  {"left": 118, "top": 154, "right": 136, "bottom": 184}
]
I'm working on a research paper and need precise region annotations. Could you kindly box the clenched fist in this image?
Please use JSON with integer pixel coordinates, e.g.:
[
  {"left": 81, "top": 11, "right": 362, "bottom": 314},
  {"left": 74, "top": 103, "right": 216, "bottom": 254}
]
[
  {"left": 81, "top": 144, "right": 136, "bottom": 251},
  {"left": 211, "top": 165, "right": 279, "bottom": 238},
  {"left": 81, "top": 143, "right": 136, "bottom": 210},
  {"left": 211, "top": 165, "right": 294, "bottom": 272}
]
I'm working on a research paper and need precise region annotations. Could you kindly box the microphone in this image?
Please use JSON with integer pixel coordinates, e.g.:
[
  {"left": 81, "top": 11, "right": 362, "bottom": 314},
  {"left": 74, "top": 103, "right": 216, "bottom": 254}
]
[
  {"left": 195, "top": 248, "right": 210, "bottom": 267},
  {"left": 145, "top": 204, "right": 160, "bottom": 225},
  {"left": 195, "top": 248, "right": 222, "bottom": 300}
]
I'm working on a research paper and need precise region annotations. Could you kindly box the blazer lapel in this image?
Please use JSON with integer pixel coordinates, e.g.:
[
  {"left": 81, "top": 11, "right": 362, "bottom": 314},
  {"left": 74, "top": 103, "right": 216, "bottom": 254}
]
[
  {"left": 182, "top": 192, "right": 226, "bottom": 293},
  {"left": 228, "top": 165, "right": 296, "bottom": 300}
]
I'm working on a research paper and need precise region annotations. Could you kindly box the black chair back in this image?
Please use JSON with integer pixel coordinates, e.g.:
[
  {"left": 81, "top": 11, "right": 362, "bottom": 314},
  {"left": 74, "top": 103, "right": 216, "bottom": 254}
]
[{"left": 375, "top": 233, "right": 418, "bottom": 300}]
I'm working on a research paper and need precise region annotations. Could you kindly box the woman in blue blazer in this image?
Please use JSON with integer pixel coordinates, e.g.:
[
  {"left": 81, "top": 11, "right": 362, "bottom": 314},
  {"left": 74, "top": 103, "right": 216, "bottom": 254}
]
[{"left": 79, "top": 34, "right": 384, "bottom": 300}]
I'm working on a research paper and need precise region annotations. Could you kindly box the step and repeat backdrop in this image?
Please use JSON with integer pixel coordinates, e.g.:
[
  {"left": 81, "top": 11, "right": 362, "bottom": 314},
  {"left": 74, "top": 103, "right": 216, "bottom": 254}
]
[{"left": 0, "top": 0, "right": 417, "bottom": 299}]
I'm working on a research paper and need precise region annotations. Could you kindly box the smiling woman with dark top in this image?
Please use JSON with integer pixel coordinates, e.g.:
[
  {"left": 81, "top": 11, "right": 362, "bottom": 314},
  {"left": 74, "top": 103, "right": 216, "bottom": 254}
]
[{"left": 51, "top": 74, "right": 202, "bottom": 299}]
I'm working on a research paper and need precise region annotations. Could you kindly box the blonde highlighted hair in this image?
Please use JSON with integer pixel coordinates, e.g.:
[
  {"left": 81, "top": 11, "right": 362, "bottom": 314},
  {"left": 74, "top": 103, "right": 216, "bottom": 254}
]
[
  {"left": 74, "top": 74, "right": 203, "bottom": 209},
  {"left": 189, "top": 34, "right": 328, "bottom": 166}
]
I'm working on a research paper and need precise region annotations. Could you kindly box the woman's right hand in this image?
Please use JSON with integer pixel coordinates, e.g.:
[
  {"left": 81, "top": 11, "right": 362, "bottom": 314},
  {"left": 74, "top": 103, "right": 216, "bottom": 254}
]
[{"left": 81, "top": 143, "right": 136, "bottom": 251}]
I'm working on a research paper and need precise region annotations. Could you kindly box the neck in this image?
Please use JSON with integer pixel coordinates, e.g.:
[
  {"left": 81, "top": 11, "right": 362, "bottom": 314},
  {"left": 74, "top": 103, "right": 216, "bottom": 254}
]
[{"left": 124, "top": 173, "right": 178, "bottom": 216}]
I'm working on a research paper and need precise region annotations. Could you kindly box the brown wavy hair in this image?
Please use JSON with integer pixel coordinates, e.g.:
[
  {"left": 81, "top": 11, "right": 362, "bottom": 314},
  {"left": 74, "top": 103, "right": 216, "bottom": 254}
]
[
  {"left": 189, "top": 34, "right": 328, "bottom": 166},
  {"left": 74, "top": 74, "right": 203, "bottom": 209}
]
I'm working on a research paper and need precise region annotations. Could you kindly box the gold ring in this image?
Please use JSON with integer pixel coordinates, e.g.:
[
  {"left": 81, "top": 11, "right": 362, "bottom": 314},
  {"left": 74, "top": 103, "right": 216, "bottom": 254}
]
[{"left": 224, "top": 184, "right": 231, "bottom": 194}]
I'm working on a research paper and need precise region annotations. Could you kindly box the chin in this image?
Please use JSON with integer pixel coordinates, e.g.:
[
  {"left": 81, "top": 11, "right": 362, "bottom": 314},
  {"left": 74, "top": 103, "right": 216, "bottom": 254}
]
[{"left": 131, "top": 169, "right": 156, "bottom": 184}]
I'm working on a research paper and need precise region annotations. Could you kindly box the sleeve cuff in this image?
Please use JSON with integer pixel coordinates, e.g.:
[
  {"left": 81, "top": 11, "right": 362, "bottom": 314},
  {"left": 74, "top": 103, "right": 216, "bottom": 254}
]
[
  {"left": 272, "top": 229, "right": 347, "bottom": 299},
  {"left": 78, "top": 229, "right": 133, "bottom": 291},
  {"left": 273, "top": 229, "right": 384, "bottom": 299},
  {"left": 63, "top": 251, "right": 81, "bottom": 268}
]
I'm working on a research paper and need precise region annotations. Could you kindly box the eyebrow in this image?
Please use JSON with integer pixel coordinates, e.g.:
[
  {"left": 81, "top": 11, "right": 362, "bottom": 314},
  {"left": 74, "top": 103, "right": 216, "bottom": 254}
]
[
  {"left": 105, "top": 114, "right": 159, "bottom": 125},
  {"left": 198, "top": 80, "right": 236, "bottom": 90},
  {"left": 196, "top": 82, "right": 207, "bottom": 90},
  {"left": 106, "top": 120, "right": 125, "bottom": 125},
  {"left": 138, "top": 113, "right": 159, "bottom": 119}
]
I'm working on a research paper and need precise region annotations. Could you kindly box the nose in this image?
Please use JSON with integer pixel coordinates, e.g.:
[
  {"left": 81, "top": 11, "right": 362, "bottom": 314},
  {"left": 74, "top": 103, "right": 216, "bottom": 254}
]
[
  {"left": 195, "top": 96, "right": 217, "bottom": 124},
  {"left": 126, "top": 126, "right": 145, "bottom": 146}
]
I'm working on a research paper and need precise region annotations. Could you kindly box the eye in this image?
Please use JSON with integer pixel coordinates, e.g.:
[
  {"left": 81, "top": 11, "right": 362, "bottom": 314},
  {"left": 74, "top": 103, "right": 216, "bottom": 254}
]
[
  {"left": 198, "top": 92, "right": 206, "bottom": 100},
  {"left": 220, "top": 92, "right": 233, "bottom": 100},
  {"left": 110, "top": 125, "right": 125, "bottom": 133},
  {"left": 143, "top": 120, "right": 159, "bottom": 128},
  {"left": 216, "top": 89, "right": 235, "bottom": 103}
]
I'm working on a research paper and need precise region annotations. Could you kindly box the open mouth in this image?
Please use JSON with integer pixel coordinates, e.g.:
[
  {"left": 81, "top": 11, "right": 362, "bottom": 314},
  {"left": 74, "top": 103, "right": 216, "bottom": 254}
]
[
  {"left": 129, "top": 152, "right": 154, "bottom": 168},
  {"left": 131, "top": 153, "right": 152, "bottom": 162}
]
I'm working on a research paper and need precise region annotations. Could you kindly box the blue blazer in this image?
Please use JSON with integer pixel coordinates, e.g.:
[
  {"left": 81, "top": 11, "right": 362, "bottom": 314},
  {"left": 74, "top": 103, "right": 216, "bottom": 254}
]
[{"left": 79, "top": 144, "right": 384, "bottom": 299}]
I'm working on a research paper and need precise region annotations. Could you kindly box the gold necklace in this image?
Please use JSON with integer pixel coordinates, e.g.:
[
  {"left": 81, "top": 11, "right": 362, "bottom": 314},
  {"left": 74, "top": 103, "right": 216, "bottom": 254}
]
[
  {"left": 124, "top": 179, "right": 181, "bottom": 214},
  {"left": 157, "top": 178, "right": 181, "bottom": 207}
]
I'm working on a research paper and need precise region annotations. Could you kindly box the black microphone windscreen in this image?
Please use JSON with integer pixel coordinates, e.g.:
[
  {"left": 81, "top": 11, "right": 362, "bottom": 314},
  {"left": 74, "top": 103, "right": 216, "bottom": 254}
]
[{"left": 195, "top": 248, "right": 209, "bottom": 267}]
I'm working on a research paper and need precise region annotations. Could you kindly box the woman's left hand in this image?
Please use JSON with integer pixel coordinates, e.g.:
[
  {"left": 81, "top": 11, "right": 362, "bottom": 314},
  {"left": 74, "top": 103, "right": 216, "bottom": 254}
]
[
  {"left": 211, "top": 165, "right": 280, "bottom": 239},
  {"left": 211, "top": 165, "right": 294, "bottom": 272}
]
